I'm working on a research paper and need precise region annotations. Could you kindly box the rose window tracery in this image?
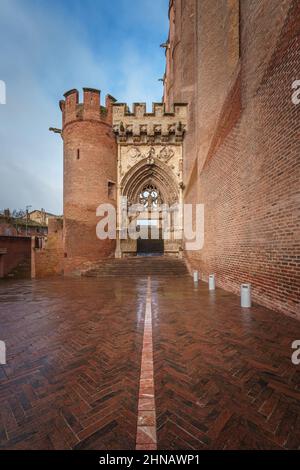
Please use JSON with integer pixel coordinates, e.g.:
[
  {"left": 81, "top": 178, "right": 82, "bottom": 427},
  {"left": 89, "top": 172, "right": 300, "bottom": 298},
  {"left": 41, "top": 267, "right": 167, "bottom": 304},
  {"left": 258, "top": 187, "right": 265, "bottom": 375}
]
[{"left": 139, "top": 185, "right": 161, "bottom": 209}]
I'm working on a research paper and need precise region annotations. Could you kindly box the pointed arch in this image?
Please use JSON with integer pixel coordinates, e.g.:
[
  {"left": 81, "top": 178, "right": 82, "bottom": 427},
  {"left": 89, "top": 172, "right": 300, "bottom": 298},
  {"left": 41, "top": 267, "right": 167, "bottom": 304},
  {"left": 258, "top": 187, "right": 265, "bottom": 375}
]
[{"left": 121, "top": 158, "right": 179, "bottom": 206}]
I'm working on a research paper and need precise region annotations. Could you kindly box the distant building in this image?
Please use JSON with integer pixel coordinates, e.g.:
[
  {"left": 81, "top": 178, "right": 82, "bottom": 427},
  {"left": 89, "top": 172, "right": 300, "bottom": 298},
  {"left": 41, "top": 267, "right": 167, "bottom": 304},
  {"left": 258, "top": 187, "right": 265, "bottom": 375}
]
[
  {"left": 26, "top": 209, "right": 57, "bottom": 226},
  {"left": 0, "top": 208, "right": 59, "bottom": 237}
]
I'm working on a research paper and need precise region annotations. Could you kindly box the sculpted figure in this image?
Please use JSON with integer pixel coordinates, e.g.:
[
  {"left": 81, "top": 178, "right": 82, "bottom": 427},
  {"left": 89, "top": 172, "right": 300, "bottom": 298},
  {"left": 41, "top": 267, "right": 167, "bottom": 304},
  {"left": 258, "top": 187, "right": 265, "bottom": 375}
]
[
  {"left": 128, "top": 147, "right": 142, "bottom": 160},
  {"left": 159, "top": 146, "right": 174, "bottom": 163}
]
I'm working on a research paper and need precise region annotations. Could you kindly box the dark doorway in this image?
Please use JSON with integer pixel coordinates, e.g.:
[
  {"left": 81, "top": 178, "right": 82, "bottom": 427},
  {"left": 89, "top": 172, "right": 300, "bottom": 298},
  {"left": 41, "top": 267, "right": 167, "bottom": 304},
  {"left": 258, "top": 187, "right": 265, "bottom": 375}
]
[
  {"left": 137, "top": 237, "right": 164, "bottom": 255},
  {"left": 137, "top": 226, "right": 164, "bottom": 255}
]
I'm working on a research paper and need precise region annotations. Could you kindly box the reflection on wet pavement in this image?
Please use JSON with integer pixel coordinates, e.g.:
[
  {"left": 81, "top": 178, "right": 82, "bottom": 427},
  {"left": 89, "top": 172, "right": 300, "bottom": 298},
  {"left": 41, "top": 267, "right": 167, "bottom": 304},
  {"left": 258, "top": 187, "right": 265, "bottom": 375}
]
[
  {"left": 0, "top": 274, "right": 300, "bottom": 449},
  {"left": 0, "top": 277, "right": 146, "bottom": 449}
]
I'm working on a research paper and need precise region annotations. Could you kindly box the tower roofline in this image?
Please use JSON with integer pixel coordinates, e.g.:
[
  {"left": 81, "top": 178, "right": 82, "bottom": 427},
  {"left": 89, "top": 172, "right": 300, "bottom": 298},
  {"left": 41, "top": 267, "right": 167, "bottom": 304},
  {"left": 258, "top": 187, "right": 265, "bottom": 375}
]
[
  {"left": 60, "top": 87, "right": 117, "bottom": 127},
  {"left": 82, "top": 87, "right": 100, "bottom": 94},
  {"left": 64, "top": 89, "right": 78, "bottom": 98}
]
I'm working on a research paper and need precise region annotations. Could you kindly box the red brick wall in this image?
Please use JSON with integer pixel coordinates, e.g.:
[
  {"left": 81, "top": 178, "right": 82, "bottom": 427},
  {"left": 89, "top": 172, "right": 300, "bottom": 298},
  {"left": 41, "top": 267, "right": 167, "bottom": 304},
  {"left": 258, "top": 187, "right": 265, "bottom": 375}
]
[
  {"left": 0, "top": 236, "right": 31, "bottom": 277},
  {"left": 165, "top": 0, "right": 300, "bottom": 318},
  {"left": 164, "top": 0, "right": 197, "bottom": 178},
  {"left": 0, "top": 223, "right": 18, "bottom": 236},
  {"left": 61, "top": 89, "right": 117, "bottom": 274}
]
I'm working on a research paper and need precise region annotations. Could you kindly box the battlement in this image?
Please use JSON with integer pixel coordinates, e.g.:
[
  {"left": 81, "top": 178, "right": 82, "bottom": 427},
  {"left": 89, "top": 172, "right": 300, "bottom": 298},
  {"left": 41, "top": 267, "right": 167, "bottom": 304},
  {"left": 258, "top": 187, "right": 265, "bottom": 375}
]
[
  {"left": 113, "top": 102, "right": 187, "bottom": 119},
  {"left": 112, "top": 102, "right": 187, "bottom": 144},
  {"left": 60, "top": 88, "right": 117, "bottom": 127}
]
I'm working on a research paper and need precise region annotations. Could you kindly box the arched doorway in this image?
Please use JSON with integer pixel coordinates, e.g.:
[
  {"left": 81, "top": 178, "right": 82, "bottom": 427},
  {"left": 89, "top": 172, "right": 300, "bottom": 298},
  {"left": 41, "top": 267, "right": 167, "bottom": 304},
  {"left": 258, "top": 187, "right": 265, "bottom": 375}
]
[
  {"left": 112, "top": 101, "right": 187, "bottom": 259},
  {"left": 137, "top": 184, "right": 164, "bottom": 255},
  {"left": 117, "top": 157, "right": 181, "bottom": 257}
]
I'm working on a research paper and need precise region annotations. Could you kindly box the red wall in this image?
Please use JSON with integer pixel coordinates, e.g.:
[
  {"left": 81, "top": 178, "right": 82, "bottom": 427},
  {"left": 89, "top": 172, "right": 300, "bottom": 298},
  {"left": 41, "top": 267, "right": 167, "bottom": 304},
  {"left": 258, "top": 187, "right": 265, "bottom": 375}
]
[
  {"left": 165, "top": 0, "right": 300, "bottom": 318},
  {"left": 0, "top": 236, "right": 31, "bottom": 278},
  {"left": 61, "top": 89, "right": 117, "bottom": 274}
]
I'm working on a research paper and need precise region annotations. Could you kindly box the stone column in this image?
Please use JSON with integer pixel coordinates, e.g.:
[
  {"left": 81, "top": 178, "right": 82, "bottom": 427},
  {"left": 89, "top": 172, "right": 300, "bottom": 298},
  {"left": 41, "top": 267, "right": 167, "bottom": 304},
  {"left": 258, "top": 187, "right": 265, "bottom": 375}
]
[{"left": 115, "top": 144, "right": 122, "bottom": 258}]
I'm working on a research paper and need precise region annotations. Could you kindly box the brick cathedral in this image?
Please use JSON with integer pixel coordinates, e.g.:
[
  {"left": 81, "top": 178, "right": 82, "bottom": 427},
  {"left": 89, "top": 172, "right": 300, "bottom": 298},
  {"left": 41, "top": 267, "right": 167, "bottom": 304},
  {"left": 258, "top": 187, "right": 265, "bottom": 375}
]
[
  {"left": 1, "top": 0, "right": 300, "bottom": 453},
  {"left": 35, "top": 0, "right": 299, "bottom": 321}
]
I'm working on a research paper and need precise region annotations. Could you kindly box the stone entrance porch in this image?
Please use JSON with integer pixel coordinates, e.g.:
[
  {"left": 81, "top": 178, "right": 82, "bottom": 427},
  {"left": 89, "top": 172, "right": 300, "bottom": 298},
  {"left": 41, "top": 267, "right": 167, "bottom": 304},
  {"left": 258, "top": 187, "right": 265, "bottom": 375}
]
[{"left": 113, "top": 103, "right": 186, "bottom": 259}]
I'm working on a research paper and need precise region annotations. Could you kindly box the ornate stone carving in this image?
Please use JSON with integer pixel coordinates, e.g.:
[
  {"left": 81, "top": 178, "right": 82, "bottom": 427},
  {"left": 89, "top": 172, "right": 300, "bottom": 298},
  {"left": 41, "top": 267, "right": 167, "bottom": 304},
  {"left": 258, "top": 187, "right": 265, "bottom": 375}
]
[
  {"left": 147, "top": 147, "right": 155, "bottom": 165},
  {"left": 147, "top": 136, "right": 155, "bottom": 144},
  {"left": 139, "top": 185, "right": 161, "bottom": 209},
  {"left": 147, "top": 147, "right": 155, "bottom": 157},
  {"left": 170, "top": 192, "right": 178, "bottom": 204},
  {"left": 128, "top": 147, "right": 142, "bottom": 161},
  {"left": 113, "top": 102, "right": 187, "bottom": 144},
  {"left": 113, "top": 102, "right": 187, "bottom": 258},
  {"left": 159, "top": 146, "right": 174, "bottom": 163}
]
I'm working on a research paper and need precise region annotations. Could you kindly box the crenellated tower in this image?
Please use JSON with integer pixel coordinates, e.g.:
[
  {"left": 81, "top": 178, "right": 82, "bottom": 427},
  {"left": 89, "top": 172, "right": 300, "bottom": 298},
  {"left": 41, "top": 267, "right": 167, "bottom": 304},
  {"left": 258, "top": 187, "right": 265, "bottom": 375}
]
[{"left": 60, "top": 88, "right": 117, "bottom": 273}]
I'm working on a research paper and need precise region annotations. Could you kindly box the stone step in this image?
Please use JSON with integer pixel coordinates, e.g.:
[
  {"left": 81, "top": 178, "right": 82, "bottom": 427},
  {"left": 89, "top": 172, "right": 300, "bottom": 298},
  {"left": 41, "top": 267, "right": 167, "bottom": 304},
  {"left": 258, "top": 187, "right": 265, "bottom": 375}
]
[
  {"left": 82, "top": 257, "right": 189, "bottom": 278},
  {"left": 6, "top": 258, "right": 31, "bottom": 279}
]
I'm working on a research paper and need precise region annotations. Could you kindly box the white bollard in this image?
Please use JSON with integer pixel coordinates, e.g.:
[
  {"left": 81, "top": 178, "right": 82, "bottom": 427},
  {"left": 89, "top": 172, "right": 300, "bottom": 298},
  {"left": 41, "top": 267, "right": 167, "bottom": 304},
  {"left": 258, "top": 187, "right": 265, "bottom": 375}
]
[
  {"left": 193, "top": 270, "right": 199, "bottom": 283},
  {"left": 209, "top": 274, "right": 215, "bottom": 290},
  {"left": 241, "top": 283, "right": 251, "bottom": 308}
]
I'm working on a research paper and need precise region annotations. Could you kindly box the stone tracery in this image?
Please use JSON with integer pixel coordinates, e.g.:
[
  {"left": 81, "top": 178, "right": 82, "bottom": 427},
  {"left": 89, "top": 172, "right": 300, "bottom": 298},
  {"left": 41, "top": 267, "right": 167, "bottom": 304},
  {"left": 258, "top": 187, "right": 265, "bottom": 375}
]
[
  {"left": 139, "top": 185, "right": 161, "bottom": 209},
  {"left": 120, "top": 157, "right": 179, "bottom": 207}
]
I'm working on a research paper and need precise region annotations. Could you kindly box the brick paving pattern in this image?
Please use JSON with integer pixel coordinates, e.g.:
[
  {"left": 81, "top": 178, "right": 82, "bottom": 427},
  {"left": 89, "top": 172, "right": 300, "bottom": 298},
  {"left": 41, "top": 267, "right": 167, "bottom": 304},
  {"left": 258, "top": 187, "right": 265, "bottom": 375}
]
[
  {"left": 0, "top": 265, "right": 300, "bottom": 449},
  {"left": 0, "top": 277, "right": 145, "bottom": 449},
  {"left": 136, "top": 277, "right": 157, "bottom": 450},
  {"left": 152, "top": 277, "right": 300, "bottom": 449}
]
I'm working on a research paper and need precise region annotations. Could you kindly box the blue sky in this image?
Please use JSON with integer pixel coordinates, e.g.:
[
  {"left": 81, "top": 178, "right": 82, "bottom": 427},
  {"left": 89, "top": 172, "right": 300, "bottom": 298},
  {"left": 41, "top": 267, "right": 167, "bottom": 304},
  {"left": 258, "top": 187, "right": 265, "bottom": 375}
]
[{"left": 0, "top": 0, "right": 169, "bottom": 214}]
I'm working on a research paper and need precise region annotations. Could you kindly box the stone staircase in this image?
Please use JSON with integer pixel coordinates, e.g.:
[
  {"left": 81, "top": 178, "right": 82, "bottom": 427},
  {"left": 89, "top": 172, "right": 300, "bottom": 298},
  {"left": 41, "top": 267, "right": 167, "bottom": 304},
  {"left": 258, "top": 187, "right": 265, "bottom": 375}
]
[
  {"left": 82, "top": 256, "right": 189, "bottom": 278},
  {"left": 6, "top": 258, "right": 31, "bottom": 279}
]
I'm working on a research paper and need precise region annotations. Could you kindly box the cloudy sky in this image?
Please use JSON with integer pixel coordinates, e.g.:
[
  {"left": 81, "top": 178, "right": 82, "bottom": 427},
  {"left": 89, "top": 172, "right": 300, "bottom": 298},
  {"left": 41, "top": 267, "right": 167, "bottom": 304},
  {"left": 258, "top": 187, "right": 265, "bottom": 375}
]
[{"left": 0, "top": 0, "right": 169, "bottom": 214}]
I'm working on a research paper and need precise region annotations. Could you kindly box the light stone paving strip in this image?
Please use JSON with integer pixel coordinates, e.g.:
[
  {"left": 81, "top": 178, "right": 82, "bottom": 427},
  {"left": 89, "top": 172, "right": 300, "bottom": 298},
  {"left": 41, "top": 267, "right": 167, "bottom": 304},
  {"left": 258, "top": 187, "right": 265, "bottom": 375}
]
[{"left": 136, "top": 276, "right": 157, "bottom": 450}]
